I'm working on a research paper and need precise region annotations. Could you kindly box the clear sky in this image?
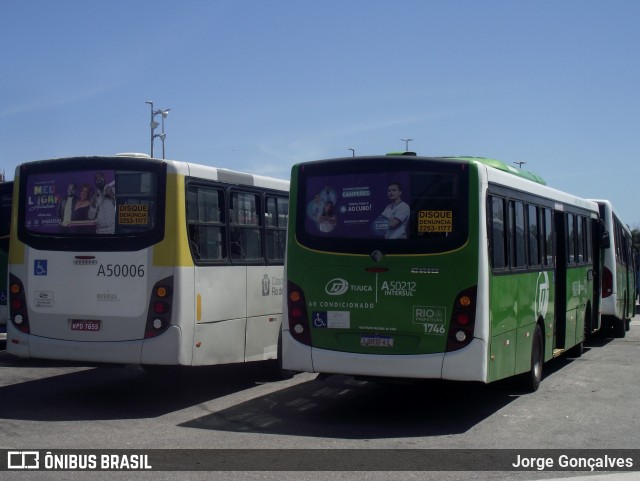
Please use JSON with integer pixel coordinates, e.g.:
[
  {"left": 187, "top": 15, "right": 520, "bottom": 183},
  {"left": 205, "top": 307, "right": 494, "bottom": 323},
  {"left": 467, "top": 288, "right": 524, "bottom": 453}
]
[{"left": 2, "top": 1, "right": 639, "bottom": 225}]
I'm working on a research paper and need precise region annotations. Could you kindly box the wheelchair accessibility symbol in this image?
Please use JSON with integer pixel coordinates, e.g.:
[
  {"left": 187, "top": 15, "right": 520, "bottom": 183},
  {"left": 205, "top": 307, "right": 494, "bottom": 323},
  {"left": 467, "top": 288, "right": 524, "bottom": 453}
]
[
  {"left": 312, "top": 312, "right": 327, "bottom": 328},
  {"left": 34, "top": 259, "right": 48, "bottom": 276}
]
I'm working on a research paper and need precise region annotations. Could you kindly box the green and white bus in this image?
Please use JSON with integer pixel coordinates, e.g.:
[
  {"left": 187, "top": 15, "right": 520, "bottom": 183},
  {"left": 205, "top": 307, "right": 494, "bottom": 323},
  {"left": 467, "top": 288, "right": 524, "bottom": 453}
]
[
  {"left": 284, "top": 154, "right": 603, "bottom": 391},
  {"left": 8, "top": 155, "right": 289, "bottom": 369},
  {"left": 0, "top": 180, "right": 13, "bottom": 328},
  {"left": 590, "top": 199, "right": 636, "bottom": 338}
]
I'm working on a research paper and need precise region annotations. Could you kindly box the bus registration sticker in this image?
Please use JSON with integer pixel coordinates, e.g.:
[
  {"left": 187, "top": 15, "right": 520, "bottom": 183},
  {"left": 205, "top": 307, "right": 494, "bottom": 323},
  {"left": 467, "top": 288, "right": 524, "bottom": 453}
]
[
  {"left": 360, "top": 335, "right": 393, "bottom": 348},
  {"left": 70, "top": 319, "right": 101, "bottom": 331}
]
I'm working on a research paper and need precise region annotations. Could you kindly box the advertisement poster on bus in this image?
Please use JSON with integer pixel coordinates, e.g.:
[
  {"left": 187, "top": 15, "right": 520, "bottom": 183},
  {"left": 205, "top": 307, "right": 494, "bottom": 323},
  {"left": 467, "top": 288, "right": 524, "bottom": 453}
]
[
  {"left": 24, "top": 170, "right": 116, "bottom": 234},
  {"left": 305, "top": 172, "right": 411, "bottom": 239}
]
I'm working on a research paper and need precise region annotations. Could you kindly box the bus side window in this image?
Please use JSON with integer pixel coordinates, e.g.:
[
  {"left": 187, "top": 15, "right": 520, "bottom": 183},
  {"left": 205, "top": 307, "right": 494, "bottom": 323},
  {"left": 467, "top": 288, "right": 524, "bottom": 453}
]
[
  {"left": 489, "top": 196, "right": 507, "bottom": 269},
  {"left": 510, "top": 200, "right": 526, "bottom": 268},
  {"left": 586, "top": 217, "right": 593, "bottom": 263},
  {"left": 230, "top": 191, "right": 263, "bottom": 262},
  {"left": 265, "top": 196, "right": 287, "bottom": 262},
  {"left": 566, "top": 213, "right": 575, "bottom": 265},
  {"left": 542, "top": 208, "right": 554, "bottom": 266},
  {"left": 528, "top": 204, "right": 540, "bottom": 267},
  {"left": 186, "top": 185, "right": 226, "bottom": 261}
]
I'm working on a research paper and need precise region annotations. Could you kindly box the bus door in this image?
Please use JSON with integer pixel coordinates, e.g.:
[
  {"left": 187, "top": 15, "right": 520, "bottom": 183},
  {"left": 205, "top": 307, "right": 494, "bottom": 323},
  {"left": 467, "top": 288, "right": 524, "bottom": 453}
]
[{"left": 553, "top": 210, "right": 567, "bottom": 353}]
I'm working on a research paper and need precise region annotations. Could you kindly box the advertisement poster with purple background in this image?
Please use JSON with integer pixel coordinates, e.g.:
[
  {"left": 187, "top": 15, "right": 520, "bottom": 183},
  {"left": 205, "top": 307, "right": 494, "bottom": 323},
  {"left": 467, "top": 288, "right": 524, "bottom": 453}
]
[
  {"left": 305, "top": 172, "right": 411, "bottom": 239},
  {"left": 24, "top": 170, "right": 116, "bottom": 234}
]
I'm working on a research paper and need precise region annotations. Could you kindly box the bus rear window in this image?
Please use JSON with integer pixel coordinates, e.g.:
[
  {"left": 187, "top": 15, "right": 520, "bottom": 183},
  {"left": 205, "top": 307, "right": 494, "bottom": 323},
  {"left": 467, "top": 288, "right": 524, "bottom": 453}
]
[
  {"left": 24, "top": 169, "right": 158, "bottom": 236},
  {"left": 297, "top": 158, "right": 469, "bottom": 254}
]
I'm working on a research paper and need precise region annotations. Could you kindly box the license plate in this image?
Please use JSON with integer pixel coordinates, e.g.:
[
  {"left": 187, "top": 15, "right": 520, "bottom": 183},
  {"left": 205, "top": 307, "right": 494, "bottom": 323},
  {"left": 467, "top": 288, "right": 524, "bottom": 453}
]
[
  {"left": 70, "top": 319, "right": 101, "bottom": 331},
  {"left": 360, "top": 335, "right": 393, "bottom": 347}
]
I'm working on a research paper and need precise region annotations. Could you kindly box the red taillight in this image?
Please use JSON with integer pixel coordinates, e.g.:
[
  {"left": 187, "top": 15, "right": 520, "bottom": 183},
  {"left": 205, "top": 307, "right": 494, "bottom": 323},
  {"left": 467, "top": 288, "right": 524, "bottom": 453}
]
[
  {"left": 446, "top": 286, "right": 477, "bottom": 352},
  {"left": 287, "top": 280, "right": 312, "bottom": 346},
  {"left": 9, "top": 274, "right": 30, "bottom": 334},
  {"left": 145, "top": 277, "right": 173, "bottom": 339},
  {"left": 602, "top": 266, "right": 613, "bottom": 298}
]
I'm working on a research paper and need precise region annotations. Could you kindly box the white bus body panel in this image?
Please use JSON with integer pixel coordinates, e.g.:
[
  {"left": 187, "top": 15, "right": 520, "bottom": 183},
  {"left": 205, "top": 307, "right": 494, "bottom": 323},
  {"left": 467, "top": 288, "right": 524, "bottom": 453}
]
[
  {"left": 282, "top": 329, "right": 313, "bottom": 372},
  {"left": 193, "top": 318, "right": 246, "bottom": 365},
  {"left": 441, "top": 338, "right": 487, "bottom": 381},
  {"left": 8, "top": 321, "right": 182, "bottom": 364},
  {"left": 18, "top": 249, "right": 151, "bottom": 342},
  {"left": 192, "top": 265, "right": 284, "bottom": 366},
  {"left": 196, "top": 266, "right": 246, "bottom": 323}
]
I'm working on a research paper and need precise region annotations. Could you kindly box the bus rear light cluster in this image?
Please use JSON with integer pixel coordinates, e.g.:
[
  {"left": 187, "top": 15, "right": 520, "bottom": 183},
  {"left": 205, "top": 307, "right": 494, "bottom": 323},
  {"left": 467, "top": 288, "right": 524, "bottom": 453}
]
[
  {"left": 287, "top": 281, "right": 312, "bottom": 346},
  {"left": 144, "top": 276, "right": 173, "bottom": 339},
  {"left": 602, "top": 266, "right": 613, "bottom": 298},
  {"left": 446, "top": 286, "right": 477, "bottom": 352},
  {"left": 9, "top": 274, "right": 30, "bottom": 334}
]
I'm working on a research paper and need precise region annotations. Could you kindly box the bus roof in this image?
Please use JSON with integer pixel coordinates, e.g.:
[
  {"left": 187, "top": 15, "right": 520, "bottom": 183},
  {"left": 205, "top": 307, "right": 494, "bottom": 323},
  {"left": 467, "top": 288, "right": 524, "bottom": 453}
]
[
  {"left": 444, "top": 156, "right": 546, "bottom": 185},
  {"left": 16, "top": 155, "right": 289, "bottom": 192},
  {"left": 297, "top": 154, "right": 595, "bottom": 215}
]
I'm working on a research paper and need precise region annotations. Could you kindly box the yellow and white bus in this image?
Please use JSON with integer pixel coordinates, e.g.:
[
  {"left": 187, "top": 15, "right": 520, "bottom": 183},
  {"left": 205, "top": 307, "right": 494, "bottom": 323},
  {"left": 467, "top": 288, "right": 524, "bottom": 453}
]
[{"left": 8, "top": 155, "right": 289, "bottom": 370}]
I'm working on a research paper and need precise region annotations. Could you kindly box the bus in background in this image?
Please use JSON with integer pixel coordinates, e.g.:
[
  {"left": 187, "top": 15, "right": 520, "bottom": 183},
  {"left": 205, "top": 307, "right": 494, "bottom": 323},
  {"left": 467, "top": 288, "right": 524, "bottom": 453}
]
[
  {"left": 8, "top": 156, "right": 289, "bottom": 372},
  {"left": 284, "top": 154, "right": 603, "bottom": 391},
  {"left": 1, "top": 180, "right": 13, "bottom": 329},
  {"left": 590, "top": 199, "right": 635, "bottom": 338}
]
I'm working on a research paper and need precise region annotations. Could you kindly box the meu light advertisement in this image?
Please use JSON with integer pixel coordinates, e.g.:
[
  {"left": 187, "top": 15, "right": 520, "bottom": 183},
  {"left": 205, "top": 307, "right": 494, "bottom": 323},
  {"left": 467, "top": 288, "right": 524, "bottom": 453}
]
[{"left": 24, "top": 170, "right": 149, "bottom": 235}]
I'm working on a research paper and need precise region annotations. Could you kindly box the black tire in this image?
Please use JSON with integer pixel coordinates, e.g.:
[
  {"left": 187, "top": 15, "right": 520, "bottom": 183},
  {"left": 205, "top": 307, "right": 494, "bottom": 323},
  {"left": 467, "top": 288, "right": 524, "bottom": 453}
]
[
  {"left": 523, "top": 324, "right": 544, "bottom": 392},
  {"left": 613, "top": 317, "right": 627, "bottom": 338},
  {"left": 567, "top": 340, "right": 583, "bottom": 358}
]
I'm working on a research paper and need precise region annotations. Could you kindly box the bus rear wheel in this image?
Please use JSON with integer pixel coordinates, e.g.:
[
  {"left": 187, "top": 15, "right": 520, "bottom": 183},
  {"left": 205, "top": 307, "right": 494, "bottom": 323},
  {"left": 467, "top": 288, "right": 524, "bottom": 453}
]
[{"left": 522, "top": 324, "right": 544, "bottom": 392}]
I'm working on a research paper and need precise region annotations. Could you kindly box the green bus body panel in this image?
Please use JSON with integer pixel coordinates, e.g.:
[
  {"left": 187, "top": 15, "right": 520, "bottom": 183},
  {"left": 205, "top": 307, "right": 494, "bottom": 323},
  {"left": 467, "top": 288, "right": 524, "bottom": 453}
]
[
  {"left": 299, "top": 255, "right": 477, "bottom": 355},
  {"left": 565, "top": 265, "right": 591, "bottom": 347},
  {"left": 487, "top": 264, "right": 592, "bottom": 383},
  {"left": 488, "top": 270, "right": 555, "bottom": 383}
]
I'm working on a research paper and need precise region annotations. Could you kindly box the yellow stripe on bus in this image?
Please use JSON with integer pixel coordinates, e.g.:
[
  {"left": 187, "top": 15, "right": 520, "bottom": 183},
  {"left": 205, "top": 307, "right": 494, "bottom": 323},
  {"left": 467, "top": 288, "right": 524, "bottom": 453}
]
[{"left": 152, "top": 173, "right": 194, "bottom": 267}]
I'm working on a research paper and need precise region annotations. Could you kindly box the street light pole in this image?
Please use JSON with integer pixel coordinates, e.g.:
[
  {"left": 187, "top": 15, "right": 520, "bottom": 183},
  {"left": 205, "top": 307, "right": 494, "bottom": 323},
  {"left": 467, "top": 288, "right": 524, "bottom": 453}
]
[
  {"left": 513, "top": 161, "right": 527, "bottom": 169},
  {"left": 401, "top": 138, "right": 413, "bottom": 152},
  {"left": 155, "top": 109, "right": 170, "bottom": 159},
  {"left": 348, "top": 148, "right": 355, "bottom": 157},
  {"left": 145, "top": 101, "right": 155, "bottom": 158},
  {"left": 145, "top": 102, "right": 170, "bottom": 158}
]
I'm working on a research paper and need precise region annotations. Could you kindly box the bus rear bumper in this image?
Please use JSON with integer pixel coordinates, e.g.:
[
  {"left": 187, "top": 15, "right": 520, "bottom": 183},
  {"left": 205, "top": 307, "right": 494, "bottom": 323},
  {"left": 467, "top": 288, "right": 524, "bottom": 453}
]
[
  {"left": 442, "top": 338, "right": 487, "bottom": 382},
  {"left": 6, "top": 324, "right": 182, "bottom": 365},
  {"left": 283, "top": 331, "right": 487, "bottom": 382}
]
